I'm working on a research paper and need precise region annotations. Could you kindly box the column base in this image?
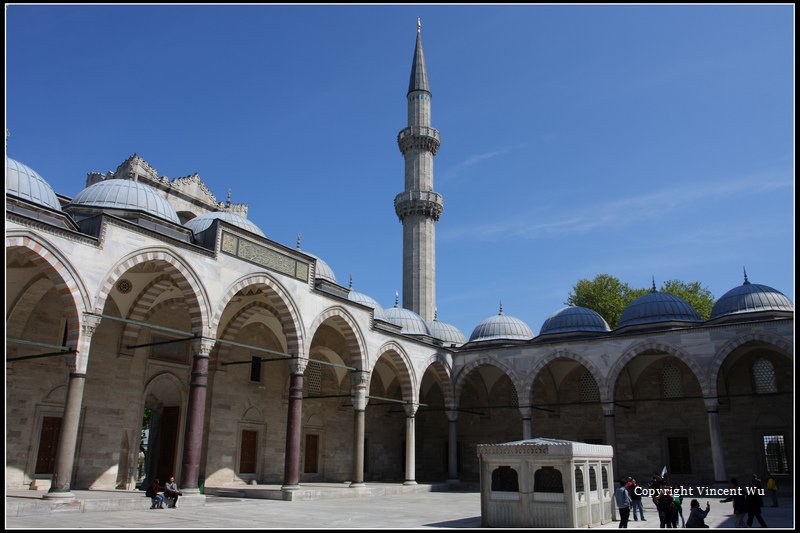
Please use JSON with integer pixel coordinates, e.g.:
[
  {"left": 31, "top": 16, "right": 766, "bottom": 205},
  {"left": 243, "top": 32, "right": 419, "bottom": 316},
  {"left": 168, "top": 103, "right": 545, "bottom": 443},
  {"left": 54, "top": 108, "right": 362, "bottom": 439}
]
[
  {"left": 349, "top": 482, "right": 366, "bottom": 488},
  {"left": 403, "top": 480, "right": 417, "bottom": 486},
  {"left": 281, "top": 484, "right": 300, "bottom": 491},
  {"left": 43, "top": 490, "right": 76, "bottom": 500},
  {"left": 180, "top": 487, "right": 202, "bottom": 496},
  {"left": 446, "top": 478, "right": 461, "bottom": 484}
]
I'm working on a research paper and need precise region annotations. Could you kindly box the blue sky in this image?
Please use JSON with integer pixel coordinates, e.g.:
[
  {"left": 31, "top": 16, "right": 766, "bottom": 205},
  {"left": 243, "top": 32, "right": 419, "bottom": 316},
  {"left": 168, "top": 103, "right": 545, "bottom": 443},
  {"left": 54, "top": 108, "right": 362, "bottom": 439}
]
[{"left": 6, "top": 5, "right": 794, "bottom": 338}]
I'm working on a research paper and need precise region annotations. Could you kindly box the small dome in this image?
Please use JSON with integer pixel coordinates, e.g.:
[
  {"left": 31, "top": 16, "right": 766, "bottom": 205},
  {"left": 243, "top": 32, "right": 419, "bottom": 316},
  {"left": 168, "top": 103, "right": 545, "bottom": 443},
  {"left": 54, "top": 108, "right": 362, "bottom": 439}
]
[
  {"left": 383, "top": 306, "right": 431, "bottom": 335},
  {"left": 617, "top": 291, "right": 701, "bottom": 329},
  {"left": 70, "top": 179, "right": 180, "bottom": 224},
  {"left": 428, "top": 318, "right": 467, "bottom": 345},
  {"left": 5, "top": 157, "right": 62, "bottom": 211},
  {"left": 711, "top": 280, "right": 793, "bottom": 319},
  {"left": 469, "top": 307, "right": 533, "bottom": 342},
  {"left": 301, "top": 251, "right": 336, "bottom": 283},
  {"left": 540, "top": 306, "right": 610, "bottom": 335},
  {"left": 348, "top": 289, "right": 386, "bottom": 319},
  {"left": 185, "top": 211, "right": 265, "bottom": 237}
]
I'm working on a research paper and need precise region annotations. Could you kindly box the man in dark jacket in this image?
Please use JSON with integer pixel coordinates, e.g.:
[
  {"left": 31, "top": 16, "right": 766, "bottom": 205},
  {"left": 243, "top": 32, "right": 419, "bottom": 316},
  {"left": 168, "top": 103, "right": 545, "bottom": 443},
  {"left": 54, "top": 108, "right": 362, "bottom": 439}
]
[{"left": 720, "top": 478, "right": 746, "bottom": 528}]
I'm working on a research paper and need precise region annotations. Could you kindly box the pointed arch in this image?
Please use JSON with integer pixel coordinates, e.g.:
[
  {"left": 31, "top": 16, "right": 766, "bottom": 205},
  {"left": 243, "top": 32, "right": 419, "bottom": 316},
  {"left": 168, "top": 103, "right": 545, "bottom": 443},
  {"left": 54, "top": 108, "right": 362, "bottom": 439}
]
[
  {"left": 454, "top": 357, "right": 522, "bottom": 408},
  {"left": 372, "top": 340, "right": 417, "bottom": 403},
  {"left": 523, "top": 349, "right": 609, "bottom": 404},
  {"left": 606, "top": 341, "right": 708, "bottom": 401},
  {"left": 707, "top": 332, "right": 793, "bottom": 398},
  {"left": 308, "top": 305, "right": 367, "bottom": 371},
  {"left": 419, "top": 352, "right": 455, "bottom": 410},
  {"left": 95, "top": 248, "right": 210, "bottom": 337},
  {"left": 120, "top": 274, "right": 175, "bottom": 353},
  {"left": 215, "top": 301, "right": 286, "bottom": 361},
  {"left": 211, "top": 273, "right": 304, "bottom": 358},
  {"left": 6, "top": 232, "right": 91, "bottom": 348}
]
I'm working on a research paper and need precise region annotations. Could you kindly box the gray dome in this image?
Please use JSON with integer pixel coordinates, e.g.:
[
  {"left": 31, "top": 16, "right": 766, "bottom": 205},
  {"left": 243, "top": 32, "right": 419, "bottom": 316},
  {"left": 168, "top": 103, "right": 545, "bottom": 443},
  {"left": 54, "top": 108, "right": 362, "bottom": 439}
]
[
  {"left": 300, "top": 251, "right": 336, "bottom": 283},
  {"left": 70, "top": 179, "right": 180, "bottom": 224},
  {"left": 617, "top": 291, "right": 701, "bottom": 328},
  {"left": 348, "top": 289, "right": 386, "bottom": 319},
  {"left": 469, "top": 308, "right": 534, "bottom": 342},
  {"left": 5, "top": 157, "right": 62, "bottom": 211},
  {"left": 383, "top": 306, "right": 431, "bottom": 335},
  {"left": 711, "top": 281, "right": 793, "bottom": 319},
  {"left": 540, "top": 306, "right": 610, "bottom": 335},
  {"left": 428, "top": 318, "right": 467, "bottom": 345},
  {"left": 185, "top": 211, "right": 265, "bottom": 237}
]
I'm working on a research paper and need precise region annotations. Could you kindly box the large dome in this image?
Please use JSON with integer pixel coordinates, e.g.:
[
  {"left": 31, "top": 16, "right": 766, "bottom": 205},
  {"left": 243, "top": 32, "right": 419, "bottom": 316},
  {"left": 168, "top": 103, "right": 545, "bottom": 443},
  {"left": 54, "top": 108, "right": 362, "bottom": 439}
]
[
  {"left": 617, "top": 291, "right": 701, "bottom": 329},
  {"left": 70, "top": 179, "right": 180, "bottom": 224},
  {"left": 185, "top": 211, "right": 265, "bottom": 237},
  {"left": 711, "top": 280, "right": 793, "bottom": 319},
  {"left": 469, "top": 307, "right": 533, "bottom": 342},
  {"left": 383, "top": 305, "right": 430, "bottom": 335},
  {"left": 539, "top": 306, "right": 610, "bottom": 335},
  {"left": 428, "top": 316, "right": 467, "bottom": 345},
  {"left": 6, "top": 157, "right": 62, "bottom": 211}
]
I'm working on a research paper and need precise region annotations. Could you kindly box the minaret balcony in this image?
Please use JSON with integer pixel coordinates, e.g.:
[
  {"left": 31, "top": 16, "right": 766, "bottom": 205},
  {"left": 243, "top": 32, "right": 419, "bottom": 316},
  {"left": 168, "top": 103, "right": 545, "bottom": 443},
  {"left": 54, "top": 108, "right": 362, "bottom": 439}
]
[
  {"left": 394, "top": 190, "right": 444, "bottom": 221},
  {"left": 397, "top": 126, "right": 441, "bottom": 155}
]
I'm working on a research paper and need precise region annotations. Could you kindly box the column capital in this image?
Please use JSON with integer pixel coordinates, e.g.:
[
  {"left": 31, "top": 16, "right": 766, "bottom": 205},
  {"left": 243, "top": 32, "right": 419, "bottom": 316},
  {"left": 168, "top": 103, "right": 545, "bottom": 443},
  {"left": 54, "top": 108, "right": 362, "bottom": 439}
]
[
  {"left": 403, "top": 403, "right": 419, "bottom": 417},
  {"left": 703, "top": 398, "right": 720, "bottom": 412},
  {"left": 602, "top": 404, "right": 615, "bottom": 417},
  {"left": 518, "top": 406, "right": 532, "bottom": 419},
  {"left": 81, "top": 313, "right": 102, "bottom": 337},
  {"left": 289, "top": 357, "right": 308, "bottom": 375},
  {"left": 445, "top": 409, "right": 459, "bottom": 423},
  {"left": 350, "top": 370, "right": 370, "bottom": 389},
  {"left": 193, "top": 337, "right": 216, "bottom": 357}
]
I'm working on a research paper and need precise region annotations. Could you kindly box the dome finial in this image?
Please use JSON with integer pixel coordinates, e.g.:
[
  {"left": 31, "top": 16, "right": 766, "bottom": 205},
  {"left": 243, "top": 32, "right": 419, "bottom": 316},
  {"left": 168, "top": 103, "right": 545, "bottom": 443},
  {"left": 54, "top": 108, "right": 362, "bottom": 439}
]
[
  {"left": 226, "top": 188, "right": 232, "bottom": 208},
  {"left": 434, "top": 307, "right": 438, "bottom": 321},
  {"left": 417, "top": 16, "right": 421, "bottom": 33},
  {"left": 5, "top": 128, "right": 10, "bottom": 149},
  {"left": 395, "top": 290, "right": 400, "bottom": 307},
  {"left": 743, "top": 266, "right": 750, "bottom": 285},
  {"left": 651, "top": 276, "right": 657, "bottom": 293},
  {"left": 349, "top": 273, "right": 353, "bottom": 290},
  {"left": 296, "top": 232, "right": 301, "bottom": 250},
  {"left": 499, "top": 300, "right": 504, "bottom": 315}
]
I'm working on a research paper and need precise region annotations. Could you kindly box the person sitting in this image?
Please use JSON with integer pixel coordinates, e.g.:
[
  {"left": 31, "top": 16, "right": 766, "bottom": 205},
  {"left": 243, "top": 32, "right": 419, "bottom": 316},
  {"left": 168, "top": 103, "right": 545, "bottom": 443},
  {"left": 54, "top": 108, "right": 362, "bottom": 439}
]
[
  {"left": 164, "top": 476, "right": 183, "bottom": 508},
  {"left": 145, "top": 478, "right": 165, "bottom": 509},
  {"left": 685, "top": 499, "right": 710, "bottom": 528}
]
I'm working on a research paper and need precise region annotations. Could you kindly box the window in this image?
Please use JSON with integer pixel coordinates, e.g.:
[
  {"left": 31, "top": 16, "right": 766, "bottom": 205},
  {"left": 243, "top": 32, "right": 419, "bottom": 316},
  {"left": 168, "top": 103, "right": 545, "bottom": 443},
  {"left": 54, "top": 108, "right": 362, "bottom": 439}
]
[
  {"left": 589, "top": 466, "right": 597, "bottom": 491},
  {"left": 574, "top": 467, "right": 585, "bottom": 493},
  {"left": 753, "top": 359, "right": 777, "bottom": 394},
  {"left": 250, "top": 356, "right": 262, "bottom": 382},
  {"left": 491, "top": 466, "right": 519, "bottom": 492},
  {"left": 579, "top": 371, "right": 600, "bottom": 403},
  {"left": 667, "top": 436, "right": 691, "bottom": 474},
  {"left": 763, "top": 435, "right": 789, "bottom": 474},
  {"left": 602, "top": 466, "right": 609, "bottom": 489},
  {"left": 534, "top": 466, "right": 563, "bottom": 493},
  {"left": 306, "top": 361, "right": 322, "bottom": 396},
  {"left": 661, "top": 364, "right": 683, "bottom": 398}
]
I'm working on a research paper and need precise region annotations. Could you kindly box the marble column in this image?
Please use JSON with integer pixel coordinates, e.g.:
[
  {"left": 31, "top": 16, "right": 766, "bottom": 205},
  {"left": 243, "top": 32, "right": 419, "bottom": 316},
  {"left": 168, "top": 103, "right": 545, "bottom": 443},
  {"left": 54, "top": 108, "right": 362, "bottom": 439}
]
[
  {"left": 519, "top": 406, "right": 532, "bottom": 440},
  {"left": 602, "top": 404, "right": 618, "bottom": 477},
  {"left": 282, "top": 357, "right": 308, "bottom": 490},
  {"left": 350, "top": 371, "right": 369, "bottom": 488},
  {"left": 403, "top": 403, "right": 418, "bottom": 485},
  {"left": 446, "top": 409, "right": 459, "bottom": 483},
  {"left": 46, "top": 314, "right": 101, "bottom": 499},
  {"left": 704, "top": 398, "right": 727, "bottom": 483},
  {"left": 180, "top": 338, "right": 215, "bottom": 492}
]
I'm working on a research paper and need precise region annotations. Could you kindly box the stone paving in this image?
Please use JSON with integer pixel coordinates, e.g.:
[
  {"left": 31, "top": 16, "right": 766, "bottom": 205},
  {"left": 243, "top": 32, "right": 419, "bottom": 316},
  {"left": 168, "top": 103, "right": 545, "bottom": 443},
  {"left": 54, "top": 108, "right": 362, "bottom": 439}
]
[{"left": 5, "top": 486, "right": 795, "bottom": 529}]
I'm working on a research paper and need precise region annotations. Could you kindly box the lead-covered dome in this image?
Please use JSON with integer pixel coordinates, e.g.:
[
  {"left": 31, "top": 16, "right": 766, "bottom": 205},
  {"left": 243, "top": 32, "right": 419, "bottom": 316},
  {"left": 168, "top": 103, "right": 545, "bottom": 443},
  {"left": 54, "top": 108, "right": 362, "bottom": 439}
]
[
  {"left": 348, "top": 288, "right": 386, "bottom": 319},
  {"left": 469, "top": 306, "right": 534, "bottom": 342},
  {"left": 70, "top": 179, "right": 180, "bottom": 223},
  {"left": 185, "top": 211, "right": 265, "bottom": 237},
  {"left": 539, "top": 306, "right": 610, "bottom": 335},
  {"left": 428, "top": 316, "right": 467, "bottom": 345},
  {"left": 383, "top": 305, "right": 430, "bottom": 335},
  {"left": 6, "top": 157, "right": 62, "bottom": 211},
  {"left": 711, "top": 279, "right": 793, "bottom": 319},
  {"left": 617, "top": 291, "right": 701, "bottom": 329}
]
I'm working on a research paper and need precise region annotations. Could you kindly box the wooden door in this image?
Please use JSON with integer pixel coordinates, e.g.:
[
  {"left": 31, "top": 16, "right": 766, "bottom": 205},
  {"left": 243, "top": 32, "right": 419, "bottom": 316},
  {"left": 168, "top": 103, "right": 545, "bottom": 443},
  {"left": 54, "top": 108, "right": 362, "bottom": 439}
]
[
  {"left": 240, "top": 430, "right": 257, "bottom": 474},
  {"left": 35, "top": 416, "right": 62, "bottom": 474}
]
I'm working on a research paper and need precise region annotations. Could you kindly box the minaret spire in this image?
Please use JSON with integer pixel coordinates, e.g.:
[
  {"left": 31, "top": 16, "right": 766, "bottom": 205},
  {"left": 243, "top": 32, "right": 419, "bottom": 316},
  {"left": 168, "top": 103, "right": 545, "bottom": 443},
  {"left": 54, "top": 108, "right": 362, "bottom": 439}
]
[{"left": 395, "top": 20, "right": 443, "bottom": 322}]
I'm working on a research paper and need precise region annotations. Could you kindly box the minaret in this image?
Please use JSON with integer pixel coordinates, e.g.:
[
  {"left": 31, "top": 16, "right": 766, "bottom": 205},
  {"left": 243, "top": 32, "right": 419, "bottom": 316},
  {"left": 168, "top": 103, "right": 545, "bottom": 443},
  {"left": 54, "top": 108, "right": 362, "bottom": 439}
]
[{"left": 395, "top": 17, "right": 443, "bottom": 322}]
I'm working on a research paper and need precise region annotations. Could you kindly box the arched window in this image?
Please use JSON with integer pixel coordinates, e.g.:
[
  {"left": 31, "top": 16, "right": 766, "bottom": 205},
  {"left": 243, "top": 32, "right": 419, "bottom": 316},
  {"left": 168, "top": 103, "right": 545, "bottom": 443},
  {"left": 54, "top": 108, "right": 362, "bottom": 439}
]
[
  {"left": 579, "top": 370, "right": 600, "bottom": 403},
  {"left": 491, "top": 465, "right": 519, "bottom": 492},
  {"left": 589, "top": 466, "right": 597, "bottom": 491},
  {"left": 602, "top": 466, "right": 609, "bottom": 489},
  {"left": 752, "top": 358, "right": 777, "bottom": 394},
  {"left": 661, "top": 364, "right": 683, "bottom": 398},
  {"left": 509, "top": 383, "right": 519, "bottom": 407},
  {"left": 534, "top": 466, "right": 564, "bottom": 493},
  {"left": 574, "top": 467, "right": 584, "bottom": 492}
]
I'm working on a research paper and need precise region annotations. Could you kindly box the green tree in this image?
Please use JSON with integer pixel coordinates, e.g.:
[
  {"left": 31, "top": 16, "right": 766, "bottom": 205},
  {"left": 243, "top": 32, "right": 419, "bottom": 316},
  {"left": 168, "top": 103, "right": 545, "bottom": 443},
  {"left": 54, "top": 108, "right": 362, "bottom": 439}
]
[{"left": 659, "top": 279, "right": 714, "bottom": 321}]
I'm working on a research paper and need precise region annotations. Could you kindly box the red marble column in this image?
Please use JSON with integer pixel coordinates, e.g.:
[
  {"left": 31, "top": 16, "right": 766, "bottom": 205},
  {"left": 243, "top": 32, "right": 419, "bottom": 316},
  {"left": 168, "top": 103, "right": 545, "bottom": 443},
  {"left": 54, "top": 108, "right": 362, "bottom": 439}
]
[
  {"left": 282, "top": 358, "right": 307, "bottom": 490},
  {"left": 180, "top": 339, "right": 213, "bottom": 491}
]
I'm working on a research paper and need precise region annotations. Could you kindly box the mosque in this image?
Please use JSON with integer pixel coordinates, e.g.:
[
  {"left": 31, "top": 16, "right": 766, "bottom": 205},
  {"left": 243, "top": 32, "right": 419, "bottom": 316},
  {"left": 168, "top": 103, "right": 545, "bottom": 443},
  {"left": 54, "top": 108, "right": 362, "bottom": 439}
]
[{"left": 5, "top": 22, "right": 793, "bottom": 501}]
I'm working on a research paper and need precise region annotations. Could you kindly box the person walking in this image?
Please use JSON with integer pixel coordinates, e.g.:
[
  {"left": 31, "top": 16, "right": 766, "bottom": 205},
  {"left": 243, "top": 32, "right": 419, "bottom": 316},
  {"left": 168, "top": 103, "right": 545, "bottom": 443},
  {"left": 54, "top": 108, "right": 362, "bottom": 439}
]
[
  {"left": 766, "top": 473, "right": 778, "bottom": 507},
  {"left": 627, "top": 478, "right": 645, "bottom": 521},
  {"left": 745, "top": 480, "right": 768, "bottom": 527},
  {"left": 615, "top": 480, "right": 633, "bottom": 528},
  {"left": 720, "top": 477, "right": 747, "bottom": 528}
]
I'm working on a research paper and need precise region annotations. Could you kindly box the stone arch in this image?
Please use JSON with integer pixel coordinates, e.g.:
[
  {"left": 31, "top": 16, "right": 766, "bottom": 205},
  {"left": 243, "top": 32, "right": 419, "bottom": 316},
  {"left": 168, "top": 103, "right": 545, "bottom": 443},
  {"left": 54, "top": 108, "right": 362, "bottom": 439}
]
[
  {"left": 143, "top": 371, "right": 187, "bottom": 406},
  {"left": 215, "top": 301, "right": 286, "bottom": 361},
  {"left": 6, "top": 233, "right": 91, "bottom": 348},
  {"left": 120, "top": 274, "right": 175, "bottom": 352},
  {"left": 607, "top": 341, "right": 708, "bottom": 401},
  {"left": 454, "top": 357, "right": 522, "bottom": 409},
  {"left": 308, "top": 306, "right": 367, "bottom": 371},
  {"left": 95, "top": 248, "right": 210, "bottom": 337},
  {"left": 522, "top": 349, "right": 609, "bottom": 405},
  {"left": 420, "top": 352, "right": 455, "bottom": 410},
  {"left": 707, "top": 332, "right": 793, "bottom": 398},
  {"left": 211, "top": 273, "right": 304, "bottom": 358},
  {"left": 242, "top": 406, "right": 264, "bottom": 422},
  {"left": 372, "top": 341, "right": 417, "bottom": 404}
]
